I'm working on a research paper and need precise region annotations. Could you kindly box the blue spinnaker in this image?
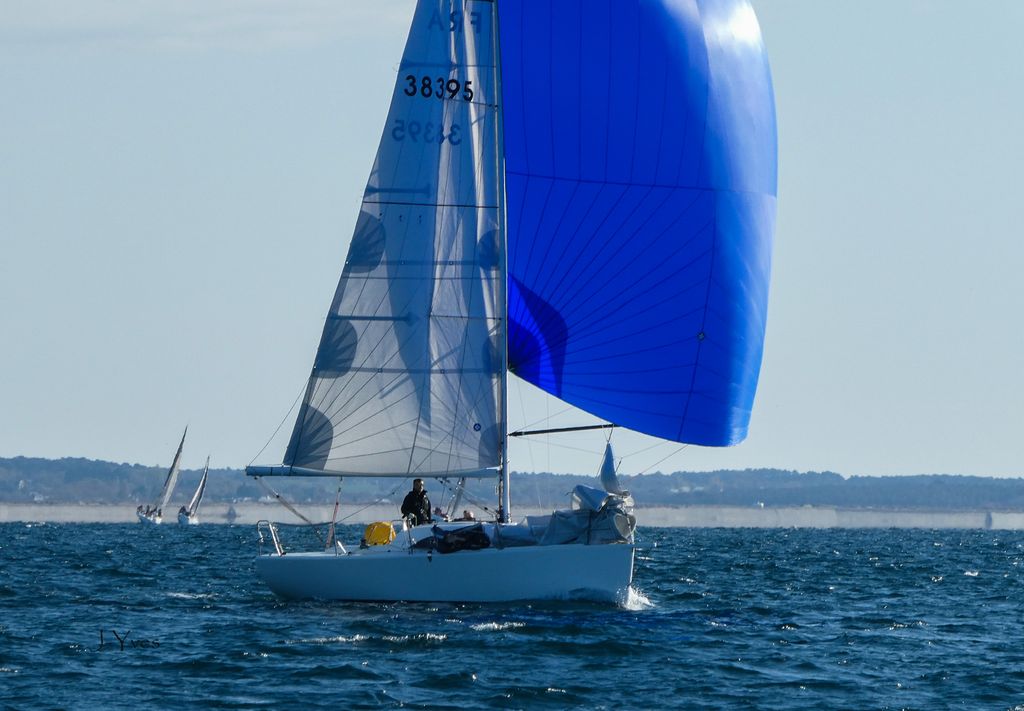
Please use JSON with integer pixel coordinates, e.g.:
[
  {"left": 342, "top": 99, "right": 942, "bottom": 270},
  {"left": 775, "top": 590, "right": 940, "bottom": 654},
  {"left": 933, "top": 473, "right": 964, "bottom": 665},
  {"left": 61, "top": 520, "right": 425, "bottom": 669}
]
[{"left": 499, "top": 0, "right": 777, "bottom": 446}]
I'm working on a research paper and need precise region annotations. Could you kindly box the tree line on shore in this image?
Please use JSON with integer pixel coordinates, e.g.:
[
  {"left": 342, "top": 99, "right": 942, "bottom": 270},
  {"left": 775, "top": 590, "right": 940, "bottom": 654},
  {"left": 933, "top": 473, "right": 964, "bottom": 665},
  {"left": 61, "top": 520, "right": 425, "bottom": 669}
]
[{"left": 3, "top": 456, "right": 1024, "bottom": 510}]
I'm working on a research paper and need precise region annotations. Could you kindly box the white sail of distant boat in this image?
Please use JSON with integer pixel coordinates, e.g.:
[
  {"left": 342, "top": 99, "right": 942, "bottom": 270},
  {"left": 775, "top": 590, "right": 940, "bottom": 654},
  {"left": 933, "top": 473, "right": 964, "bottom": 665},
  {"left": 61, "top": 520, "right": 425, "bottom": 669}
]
[
  {"left": 245, "top": 0, "right": 777, "bottom": 603},
  {"left": 137, "top": 427, "right": 186, "bottom": 526},
  {"left": 178, "top": 456, "right": 209, "bottom": 525}
]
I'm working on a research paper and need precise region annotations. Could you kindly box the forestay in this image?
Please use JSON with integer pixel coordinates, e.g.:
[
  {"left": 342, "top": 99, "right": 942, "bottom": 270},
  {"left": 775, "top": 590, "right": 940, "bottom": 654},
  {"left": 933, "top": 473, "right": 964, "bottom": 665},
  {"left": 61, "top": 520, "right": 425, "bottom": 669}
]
[{"left": 281, "top": 1, "right": 504, "bottom": 477}]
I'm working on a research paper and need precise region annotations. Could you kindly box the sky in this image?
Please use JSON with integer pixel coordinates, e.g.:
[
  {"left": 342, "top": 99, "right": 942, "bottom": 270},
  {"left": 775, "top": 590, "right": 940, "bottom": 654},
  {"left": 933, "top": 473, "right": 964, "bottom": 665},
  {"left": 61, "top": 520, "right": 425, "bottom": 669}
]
[{"left": 1, "top": 1, "right": 1023, "bottom": 479}]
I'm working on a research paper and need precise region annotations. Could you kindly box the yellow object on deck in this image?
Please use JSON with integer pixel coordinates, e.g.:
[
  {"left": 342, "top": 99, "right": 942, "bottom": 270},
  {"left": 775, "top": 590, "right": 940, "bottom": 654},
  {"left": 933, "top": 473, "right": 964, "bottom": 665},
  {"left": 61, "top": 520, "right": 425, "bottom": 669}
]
[{"left": 364, "top": 521, "right": 396, "bottom": 545}]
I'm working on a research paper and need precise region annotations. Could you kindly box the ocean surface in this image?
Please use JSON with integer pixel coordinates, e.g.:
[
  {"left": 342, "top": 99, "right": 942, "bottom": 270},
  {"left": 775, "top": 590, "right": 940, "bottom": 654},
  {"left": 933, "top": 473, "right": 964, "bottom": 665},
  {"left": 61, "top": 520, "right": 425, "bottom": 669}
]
[{"left": 2, "top": 524, "right": 1024, "bottom": 709}]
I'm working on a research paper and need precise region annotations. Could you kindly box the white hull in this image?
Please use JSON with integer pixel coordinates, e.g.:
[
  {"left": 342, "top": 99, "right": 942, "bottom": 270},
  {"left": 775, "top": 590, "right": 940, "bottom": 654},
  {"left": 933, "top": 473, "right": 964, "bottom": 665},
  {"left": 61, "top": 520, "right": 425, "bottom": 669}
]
[
  {"left": 178, "top": 513, "right": 198, "bottom": 525},
  {"left": 256, "top": 542, "right": 634, "bottom": 603},
  {"left": 137, "top": 512, "right": 161, "bottom": 525}
]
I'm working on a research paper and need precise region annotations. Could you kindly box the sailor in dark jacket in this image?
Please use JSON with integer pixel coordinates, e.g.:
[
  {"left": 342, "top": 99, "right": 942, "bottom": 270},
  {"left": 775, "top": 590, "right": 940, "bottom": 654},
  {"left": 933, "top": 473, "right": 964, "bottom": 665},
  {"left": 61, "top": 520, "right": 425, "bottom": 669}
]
[{"left": 401, "top": 478, "right": 433, "bottom": 526}]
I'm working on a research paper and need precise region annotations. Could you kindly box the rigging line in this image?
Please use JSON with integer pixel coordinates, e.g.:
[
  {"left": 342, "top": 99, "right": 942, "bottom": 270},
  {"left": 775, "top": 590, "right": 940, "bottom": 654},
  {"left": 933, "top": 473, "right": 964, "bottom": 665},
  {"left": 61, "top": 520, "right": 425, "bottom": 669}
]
[
  {"left": 518, "top": 440, "right": 605, "bottom": 457},
  {"left": 511, "top": 376, "right": 536, "bottom": 473},
  {"left": 513, "top": 402, "right": 576, "bottom": 432},
  {"left": 326, "top": 480, "right": 342, "bottom": 549},
  {"left": 253, "top": 477, "right": 325, "bottom": 545},
  {"left": 247, "top": 378, "right": 307, "bottom": 467},
  {"left": 337, "top": 480, "right": 406, "bottom": 524},
  {"left": 621, "top": 438, "right": 677, "bottom": 461},
  {"left": 637, "top": 443, "right": 690, "bottom": 476},
  {"left": 546, "top": 387, "right": 551, "bottom": 473},
  {"left": 434, "top": 477, "right": 496, "bottom": 517}
]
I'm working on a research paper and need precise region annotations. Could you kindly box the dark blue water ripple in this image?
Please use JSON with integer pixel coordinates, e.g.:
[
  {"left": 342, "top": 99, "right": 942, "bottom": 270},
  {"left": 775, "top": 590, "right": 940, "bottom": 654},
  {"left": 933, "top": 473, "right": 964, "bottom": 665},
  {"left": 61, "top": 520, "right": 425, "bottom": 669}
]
[{"left": 4, "top": 523, "right": 1024, "bottom": 708}]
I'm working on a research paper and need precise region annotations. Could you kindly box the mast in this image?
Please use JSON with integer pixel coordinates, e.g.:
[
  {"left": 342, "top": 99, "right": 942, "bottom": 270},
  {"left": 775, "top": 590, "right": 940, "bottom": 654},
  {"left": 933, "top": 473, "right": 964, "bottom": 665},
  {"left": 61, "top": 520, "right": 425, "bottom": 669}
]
[{"left": 494, "top": 0, "right": 510, "bottom": 524}]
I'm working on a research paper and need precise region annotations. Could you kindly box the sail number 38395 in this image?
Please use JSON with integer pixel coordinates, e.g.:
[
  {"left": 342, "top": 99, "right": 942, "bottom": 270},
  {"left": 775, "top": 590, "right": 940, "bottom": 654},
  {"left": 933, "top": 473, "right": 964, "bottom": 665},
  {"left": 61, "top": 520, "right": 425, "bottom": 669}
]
[
  {"left": 391, "top": 120, "right": 462, "bottom": 145},
  {"left": 404, "top": 75, "right": 475, "bottom": 102}
]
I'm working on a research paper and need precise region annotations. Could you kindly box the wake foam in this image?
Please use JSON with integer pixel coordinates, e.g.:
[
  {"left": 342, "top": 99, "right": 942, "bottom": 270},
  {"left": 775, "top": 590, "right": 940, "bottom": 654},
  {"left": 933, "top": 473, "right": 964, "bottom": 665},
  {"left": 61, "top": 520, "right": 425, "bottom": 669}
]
[{"left": 622, "top": 586, "right": 654, "bottom": 610}]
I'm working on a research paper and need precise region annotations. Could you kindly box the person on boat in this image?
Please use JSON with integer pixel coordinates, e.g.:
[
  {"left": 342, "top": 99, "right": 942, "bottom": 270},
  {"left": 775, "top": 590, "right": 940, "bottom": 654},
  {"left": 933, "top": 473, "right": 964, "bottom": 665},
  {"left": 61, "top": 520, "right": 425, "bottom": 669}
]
[
  {"left": 456, "top": 510, "right": 475, "bottom": 522},
  {"left": 401, "top": 479, "right": 432, "bottom": 526}
]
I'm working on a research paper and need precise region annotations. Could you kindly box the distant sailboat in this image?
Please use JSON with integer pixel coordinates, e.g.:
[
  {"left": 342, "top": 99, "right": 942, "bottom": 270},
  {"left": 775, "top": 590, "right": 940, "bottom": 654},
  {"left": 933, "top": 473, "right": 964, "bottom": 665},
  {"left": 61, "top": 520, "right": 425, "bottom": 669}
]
[
  {"left": 137, "top": 427, "right": 186, "bottom": 525},
  {"left": 177, "top": 456, "right": 209, "bottom": 525}
]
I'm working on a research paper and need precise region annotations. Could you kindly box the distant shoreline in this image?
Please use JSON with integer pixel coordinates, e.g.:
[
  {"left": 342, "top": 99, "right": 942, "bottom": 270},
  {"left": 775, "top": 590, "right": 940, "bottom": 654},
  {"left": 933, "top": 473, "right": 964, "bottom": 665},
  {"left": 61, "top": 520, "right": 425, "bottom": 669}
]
[{"left": 3, "top": 503, "right": 1024, "bottom": 529}]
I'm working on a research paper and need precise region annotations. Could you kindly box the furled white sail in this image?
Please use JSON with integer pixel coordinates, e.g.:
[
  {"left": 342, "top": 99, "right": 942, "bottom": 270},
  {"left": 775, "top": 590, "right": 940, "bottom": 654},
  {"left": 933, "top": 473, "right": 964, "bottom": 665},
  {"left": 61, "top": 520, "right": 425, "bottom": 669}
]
[
  {"left": 283, "top": 1, "right": 503, "bottom": 477},
  {"left": 599, "top": 443, "right": 627, "bottom": 496}
]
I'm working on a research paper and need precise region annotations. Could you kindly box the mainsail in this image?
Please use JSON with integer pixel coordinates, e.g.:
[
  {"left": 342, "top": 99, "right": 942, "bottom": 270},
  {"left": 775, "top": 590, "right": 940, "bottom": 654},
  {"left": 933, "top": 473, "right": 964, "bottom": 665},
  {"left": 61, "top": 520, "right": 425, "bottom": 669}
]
[
  {"left": 279, "top": 1, "right": 504, "bottom": 478},
  {"left": 256, "top": 0, "right": 776, "bottom": 479},
  {"left": 156, "top": 427, "right": 186, "bottom": 512},
  {"left": 186, "top": 456, "right": 209, "bottom": 516}
]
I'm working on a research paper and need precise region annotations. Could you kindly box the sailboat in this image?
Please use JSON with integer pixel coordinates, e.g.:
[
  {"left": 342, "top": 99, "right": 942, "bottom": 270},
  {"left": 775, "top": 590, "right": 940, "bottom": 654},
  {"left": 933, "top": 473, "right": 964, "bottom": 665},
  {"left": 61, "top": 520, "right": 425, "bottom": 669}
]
[
  {"left": 177, "top": 456, "right": 209, "bottom": 525},
  {"left": 246, "top": 0, "right": 777, "bottom": 602},
  {"left": 137, "top": 427, "right": 187, "bottom": 525}
]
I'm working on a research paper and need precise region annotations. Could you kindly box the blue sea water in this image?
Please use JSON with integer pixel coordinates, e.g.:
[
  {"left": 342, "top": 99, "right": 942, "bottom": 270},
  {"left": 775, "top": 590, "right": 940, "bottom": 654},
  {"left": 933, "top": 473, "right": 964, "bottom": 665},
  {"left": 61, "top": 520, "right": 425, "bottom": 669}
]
[{"left": 2, "top": 524, "right": 1024, "bottom": 709}]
